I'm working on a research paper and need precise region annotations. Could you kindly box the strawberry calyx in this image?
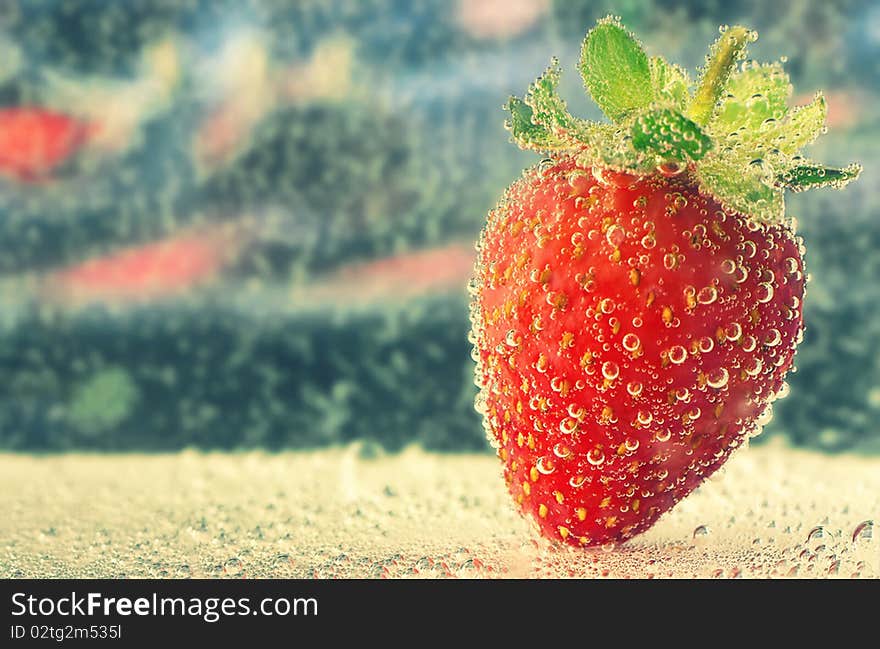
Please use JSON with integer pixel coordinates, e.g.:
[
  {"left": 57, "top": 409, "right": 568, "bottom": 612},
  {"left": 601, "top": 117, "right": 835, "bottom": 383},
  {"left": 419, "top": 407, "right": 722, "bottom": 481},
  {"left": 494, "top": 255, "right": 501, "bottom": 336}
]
[{"left": 505, "top": 15, "right": 861, "bottom": 224}]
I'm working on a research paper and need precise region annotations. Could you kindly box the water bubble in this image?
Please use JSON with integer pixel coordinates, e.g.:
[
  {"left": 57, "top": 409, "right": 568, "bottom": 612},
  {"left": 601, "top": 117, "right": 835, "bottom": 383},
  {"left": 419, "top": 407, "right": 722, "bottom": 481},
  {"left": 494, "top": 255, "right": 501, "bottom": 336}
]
[
  {"left": 602, "top": 361, "right": 620, "bottom": 381},
  {"left": 622, "top": 333, "right": 641, "bottom": 353},
  {"left": 707, "top": 367, "right": 730, "bottom": 389},
  {"left": 744, "top": 357, "right": 763, "bottom": 376},
  {"left": 559, "top": 417, "right": 578, "bottom": 435},
  {"left": 668, "top": 345, "right": 687, "bottom": 364},
  {"left": 587, "top": 448, "right": 605, "bottom": 466},
  {"left": 763, "top": 329, "right": 782, "bottom": 347},
  {"left": 658, "top": 161, "right": 685, "bottom": 177},
  {"left": 536, "top": 456, "right": 556, "bottom": 475},
  {"left": 505, "top": 329, "right": 521, "bottom": 347},
  {"left": 721, "top": 259, "right": 736, "bottom": 274},
  {"left": 553, "top": 443, "right": 573, "bottom": 459},
  {"left": 570, "top": 474, "right": 587, "bottom": 488},
  {"left": 724, "top": 322, "right": 742, "bottom": 341},
  {"left": 697, "top": 286, "right": 718, "bottom": 305},
  {"left": 698, "top": 336, "right": 715, "bottom": 353},
  {"left": 755, "top": 282, "right": 774, "bottom": 303},
  {"left": 636, "top": 410, "right": 653, "bottom": 426},
  {"left": 606, "top": 225, "right": 626, "bottom": 248},
  {"left": 774, "top": 382, "right": 791, "bottom": 400}
]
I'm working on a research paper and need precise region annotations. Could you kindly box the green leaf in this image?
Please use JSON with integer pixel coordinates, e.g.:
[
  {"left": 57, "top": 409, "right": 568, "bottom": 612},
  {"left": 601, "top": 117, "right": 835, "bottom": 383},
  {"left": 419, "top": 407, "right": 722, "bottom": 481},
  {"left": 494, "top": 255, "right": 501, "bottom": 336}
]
[
  {"left": 505, "top": 96, "right": 570, "bottom": 152},
  {"left": 630, "top": 108, "right": 712, "bottom": 162},
  {"left": 688, "top": 26, "right": 755, "bottom": 126},
  {"left": 525, "top": 59, "right": 584, "bottom": 136},
  {"left": 710, "top": 62, "right": 791, "bottom": 135},
  {"left": 771, "top": 93, "right": 827, "bottom": 154},
  {"left": 776, "top": 162, "right": 862, "bottom": 192},
  {"left": 575, "top": 122, "right": 654, "bottom": 173},
  {"left": 649, "top": 57, "right": 691, "bottom": 110},
  {"left": 695, "top": 149, "right": 784, "bottom": 222},
  {"left": 579, "top": 16, "right": 654, "bottom": 122}
]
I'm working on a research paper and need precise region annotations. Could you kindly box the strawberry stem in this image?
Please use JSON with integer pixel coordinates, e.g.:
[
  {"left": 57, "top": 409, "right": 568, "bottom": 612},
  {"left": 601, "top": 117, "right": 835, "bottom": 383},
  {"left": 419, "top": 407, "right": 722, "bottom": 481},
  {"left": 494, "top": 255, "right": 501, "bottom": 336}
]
[{"left": 688, "top": 26, "right": 754, "bottom": 126}]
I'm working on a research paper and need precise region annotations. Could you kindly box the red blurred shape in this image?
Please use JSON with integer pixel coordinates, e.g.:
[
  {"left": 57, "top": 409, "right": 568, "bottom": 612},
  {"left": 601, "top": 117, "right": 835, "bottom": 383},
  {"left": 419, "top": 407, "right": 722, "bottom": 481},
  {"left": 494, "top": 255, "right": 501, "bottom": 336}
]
[
  {"left": 0, "top": 107, "right": 96, "bottom": 182},
  {"left": 46, "top": 225, "right": 243, "bottom": 305},
  {"left": 302, "top": 242, "right": 476, "bottom": 305}
]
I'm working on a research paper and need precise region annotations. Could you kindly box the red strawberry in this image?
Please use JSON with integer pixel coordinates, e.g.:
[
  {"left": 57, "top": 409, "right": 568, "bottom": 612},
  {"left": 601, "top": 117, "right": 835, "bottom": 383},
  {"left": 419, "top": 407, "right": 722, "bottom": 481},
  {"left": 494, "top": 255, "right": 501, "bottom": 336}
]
[
  {"left": 470, "top": 18, "right": 860, "bottom": 547},
  {"left": 0, "top": 107, "right": 97, "bottom": 183}
]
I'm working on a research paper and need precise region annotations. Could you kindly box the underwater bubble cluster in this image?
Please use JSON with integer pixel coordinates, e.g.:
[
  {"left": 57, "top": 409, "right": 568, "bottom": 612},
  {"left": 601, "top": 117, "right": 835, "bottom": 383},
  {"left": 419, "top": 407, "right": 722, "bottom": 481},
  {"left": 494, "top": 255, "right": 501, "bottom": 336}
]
[{"left": 1, "top": 443, "right": 876, "bottom": 579}]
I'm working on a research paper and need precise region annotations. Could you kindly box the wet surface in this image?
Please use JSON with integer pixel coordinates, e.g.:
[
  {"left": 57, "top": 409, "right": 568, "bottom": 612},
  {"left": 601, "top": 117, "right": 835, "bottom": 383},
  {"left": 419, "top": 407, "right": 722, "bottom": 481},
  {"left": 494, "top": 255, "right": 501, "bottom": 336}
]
[{"left": 1, "top": 441, "right": 877, "bottom": 578}]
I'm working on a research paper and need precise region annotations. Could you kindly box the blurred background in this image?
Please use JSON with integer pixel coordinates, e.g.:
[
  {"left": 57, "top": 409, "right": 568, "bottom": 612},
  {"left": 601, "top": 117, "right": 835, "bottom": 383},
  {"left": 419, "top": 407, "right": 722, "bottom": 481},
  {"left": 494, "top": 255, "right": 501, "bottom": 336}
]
[{"left": 0, "top": 0, "right": 875, "bottom": 454}]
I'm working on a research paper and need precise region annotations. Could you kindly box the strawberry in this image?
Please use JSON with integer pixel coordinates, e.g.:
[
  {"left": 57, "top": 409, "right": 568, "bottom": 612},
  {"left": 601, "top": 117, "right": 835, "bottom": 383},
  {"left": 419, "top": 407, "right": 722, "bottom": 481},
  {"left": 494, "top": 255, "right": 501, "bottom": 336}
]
[
  {"left": 0, "top": 107, "right": 96, "bottom": 183},
  {"left": 470, "top": 17, "right": 861, "bottom": 547}
]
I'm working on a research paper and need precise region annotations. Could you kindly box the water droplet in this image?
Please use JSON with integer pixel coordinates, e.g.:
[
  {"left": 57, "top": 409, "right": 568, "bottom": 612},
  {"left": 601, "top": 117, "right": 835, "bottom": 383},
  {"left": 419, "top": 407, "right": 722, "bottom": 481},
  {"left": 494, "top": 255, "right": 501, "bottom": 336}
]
[
  {"left": 698, "top": 336, "right": 715, "bottom": 353},
  {"left": 505, "top": 329, "right": 521, "bottom": 347},
  {"left": 559, "top": 417, "right": 578, "bottom": 435},
  {"left": 806, "top": 526, "right": 829, "bottom": 546},
  {"left": 852, "top": 520, "right": 874, "bottom": 544},
  {"left": 692, "top": 525, "right": 710, "bottom": 540}
]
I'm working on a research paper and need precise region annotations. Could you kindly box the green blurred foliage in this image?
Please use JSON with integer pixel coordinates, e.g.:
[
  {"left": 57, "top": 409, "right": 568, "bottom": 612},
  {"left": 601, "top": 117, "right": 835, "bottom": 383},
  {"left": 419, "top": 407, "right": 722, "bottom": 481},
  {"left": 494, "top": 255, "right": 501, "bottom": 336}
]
[{"left": 0, "top": 0, "right": 876, "bottom": 453}]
